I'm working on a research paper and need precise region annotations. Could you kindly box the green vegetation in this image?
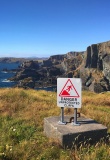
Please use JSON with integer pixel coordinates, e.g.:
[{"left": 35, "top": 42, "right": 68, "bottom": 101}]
[{"left": 0, "top": 88, "right": 110, "bottom": 160}]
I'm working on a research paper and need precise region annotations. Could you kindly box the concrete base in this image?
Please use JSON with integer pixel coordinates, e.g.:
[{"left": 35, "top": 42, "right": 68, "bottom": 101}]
[{"left": 44, "top": 115, "right": 107, "bottom": 148}]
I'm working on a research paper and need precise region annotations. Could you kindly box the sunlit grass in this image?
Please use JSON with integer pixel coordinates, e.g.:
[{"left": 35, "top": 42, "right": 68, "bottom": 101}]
[
  {"left": 81, "top": 91, "right": 110, "bottom": 132},
  {"left": 0, "top": 88, "right": 110, "bottom": 160}
]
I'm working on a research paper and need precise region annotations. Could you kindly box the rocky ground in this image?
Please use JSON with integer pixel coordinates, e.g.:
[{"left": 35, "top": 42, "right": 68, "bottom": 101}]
[{"left": 8, "top": 40, "right": 110, "bottom": 93}]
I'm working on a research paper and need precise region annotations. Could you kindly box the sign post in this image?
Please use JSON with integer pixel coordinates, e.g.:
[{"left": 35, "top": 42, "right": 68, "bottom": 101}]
[
  {"left": 57, "top": 78, "right": 82, "bottom": 125},
  {"left": 74, "top": 108, "right": 80, "bottom": 126},
  {"left": 58, "top": 107, "right": 66, "bottom": 125}
]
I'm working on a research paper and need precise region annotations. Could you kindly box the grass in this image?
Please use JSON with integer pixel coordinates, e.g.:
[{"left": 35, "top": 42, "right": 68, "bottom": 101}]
[
  {"left": 81, "top": 91, "right": 110, "bottom": 132},
  {"left": 0, "top": 88, "right": 110, "bottom": 160}
]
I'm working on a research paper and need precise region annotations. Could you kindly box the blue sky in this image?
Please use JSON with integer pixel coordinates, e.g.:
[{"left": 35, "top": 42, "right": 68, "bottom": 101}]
[{"left": 0, "top": 0, "right": 110, "bottom": 58}]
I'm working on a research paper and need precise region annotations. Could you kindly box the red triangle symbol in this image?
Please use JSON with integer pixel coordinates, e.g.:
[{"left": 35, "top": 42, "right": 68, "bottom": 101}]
[{"left": 59, "top": 79, "right": 80, "bottom": 97}]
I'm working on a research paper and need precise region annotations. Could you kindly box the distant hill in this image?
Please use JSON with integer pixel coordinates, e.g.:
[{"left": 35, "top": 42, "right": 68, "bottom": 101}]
[{"left": 0, "top": 57, "right": 48, "bottom": 63}]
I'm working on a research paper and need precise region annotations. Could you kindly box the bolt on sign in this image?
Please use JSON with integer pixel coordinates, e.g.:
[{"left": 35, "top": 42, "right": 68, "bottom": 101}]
[{"left": 57, "top": 78, "right": 82, "bottom": 108}]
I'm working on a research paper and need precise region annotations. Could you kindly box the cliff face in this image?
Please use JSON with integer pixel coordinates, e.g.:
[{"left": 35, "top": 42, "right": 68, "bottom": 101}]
[
  {"left": 85, "top": 41, "right": 110, "bottom": 69},
  {"left": 61, "top": 53, "right": 83, "bottom": 72},
  {"left": 9, "top": 40, "right": 110, "bottom": 92},
  {"left": 10, "top": 52, "right": 84, "bottom": 88},
  {"left": 79, "top": 41, "right": 110, "bottom": 93}
]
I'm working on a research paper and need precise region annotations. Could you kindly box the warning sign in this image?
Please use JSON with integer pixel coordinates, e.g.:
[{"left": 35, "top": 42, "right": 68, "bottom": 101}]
[
  {"left": 57, "top": 78, "right": 82, "bottom": 108},
  {"left": 59, "top": 79, "right": 80, "bottom": 97}
]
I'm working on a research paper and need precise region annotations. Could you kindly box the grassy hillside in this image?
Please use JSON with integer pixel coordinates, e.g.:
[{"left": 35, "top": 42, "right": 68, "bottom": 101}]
[{"left": 0, "top": 88, "right": 110, "bottom": 160}]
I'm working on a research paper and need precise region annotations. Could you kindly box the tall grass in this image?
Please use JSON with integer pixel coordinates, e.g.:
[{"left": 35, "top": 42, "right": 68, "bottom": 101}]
[
  {"left": 0, "top": 88, "right": 110, "bottom": 160},
  {"left": 81, "top": 91, "right": 110, "bottom": 132}
]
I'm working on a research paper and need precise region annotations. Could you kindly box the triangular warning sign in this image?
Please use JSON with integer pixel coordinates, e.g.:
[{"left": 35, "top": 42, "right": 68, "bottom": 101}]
[{"left": 59, "top": 79, "right": 80, "bottom": 97}]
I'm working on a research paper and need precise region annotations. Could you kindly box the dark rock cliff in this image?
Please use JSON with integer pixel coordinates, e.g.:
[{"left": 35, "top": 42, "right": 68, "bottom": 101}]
[
  {"left": 80, "top": 41, "right": 110, "bottom": 93},
  {"left": 9, "top": 41, "right": 110, "bottom": 92}
]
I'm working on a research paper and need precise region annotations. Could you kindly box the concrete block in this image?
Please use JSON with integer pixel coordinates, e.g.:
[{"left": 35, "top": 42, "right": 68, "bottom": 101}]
[{"left": 44, "top": 115, "right": 107, "bottom": 148}]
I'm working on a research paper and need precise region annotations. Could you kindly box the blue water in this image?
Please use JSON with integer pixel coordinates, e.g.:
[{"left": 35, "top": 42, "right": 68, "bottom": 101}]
[{"left": 0, "top": 62, "right": 19, "bottom": 88}]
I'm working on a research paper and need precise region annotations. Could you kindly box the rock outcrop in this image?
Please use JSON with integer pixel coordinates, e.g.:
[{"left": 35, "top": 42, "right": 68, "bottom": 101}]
[
  {"left": 79, "top": 41, "right": 110, "bottom": 93},
  {"left": 9, "top": 41, "right": 110, "bottom": 92},
  {"left": 10, "top": 52, "right": 83, "bottom": 89}
]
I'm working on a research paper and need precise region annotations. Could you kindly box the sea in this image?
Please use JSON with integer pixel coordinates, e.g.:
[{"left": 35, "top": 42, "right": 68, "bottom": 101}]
[
  {"left": 0, "top": 62, "right": 19, "bottom": 88},
  {"left": 0, "top": 62, "right": 57, "bottom": 91}
]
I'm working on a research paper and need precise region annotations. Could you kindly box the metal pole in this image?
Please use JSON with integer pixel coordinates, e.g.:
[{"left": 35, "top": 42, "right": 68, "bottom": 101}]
[
  {"left": 58, "top": 107, "right": 66, "bottom": 125},
  {"left": 73, "top": 108, "right": 80, "bottom": 126},
  {"left": 61, "top": 107, "right": 64, "bottom": 122},
  {"left": 74, "top": 108, "right": 77, "bottom": 124}
]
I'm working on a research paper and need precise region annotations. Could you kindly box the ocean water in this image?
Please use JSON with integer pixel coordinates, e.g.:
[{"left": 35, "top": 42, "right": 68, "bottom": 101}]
[{"left": 0, "top": 62, "right": 19, "bottom": 88}]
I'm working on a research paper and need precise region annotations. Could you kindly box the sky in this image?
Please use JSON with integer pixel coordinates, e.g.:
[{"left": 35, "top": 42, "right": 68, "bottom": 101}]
[{"left": 0, "top": 0, "right": 110, "bottom": 58}]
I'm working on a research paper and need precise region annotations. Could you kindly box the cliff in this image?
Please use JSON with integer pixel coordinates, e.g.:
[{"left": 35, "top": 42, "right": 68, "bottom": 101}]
[
  {"left": 9, "top": 40, "right": 110, "bottom": 93},
  {"left": 79, "top": 41, "right": 110, "bottom": 92}
]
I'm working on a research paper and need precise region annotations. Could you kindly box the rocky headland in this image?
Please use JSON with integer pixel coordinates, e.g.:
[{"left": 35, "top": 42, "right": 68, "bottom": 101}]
[{"left": 9, "top": 40, "right": 110, "bottom": 93}]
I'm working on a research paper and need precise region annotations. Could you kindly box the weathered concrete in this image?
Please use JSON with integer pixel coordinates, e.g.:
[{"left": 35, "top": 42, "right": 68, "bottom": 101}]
[{"left": 44, "top": 115, "right": 107, "bottom": 148}]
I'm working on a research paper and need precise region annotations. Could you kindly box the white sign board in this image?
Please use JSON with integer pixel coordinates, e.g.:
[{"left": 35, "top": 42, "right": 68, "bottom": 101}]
[{"left": 57, "top": 78, "right": 82, "bottom": 108}]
